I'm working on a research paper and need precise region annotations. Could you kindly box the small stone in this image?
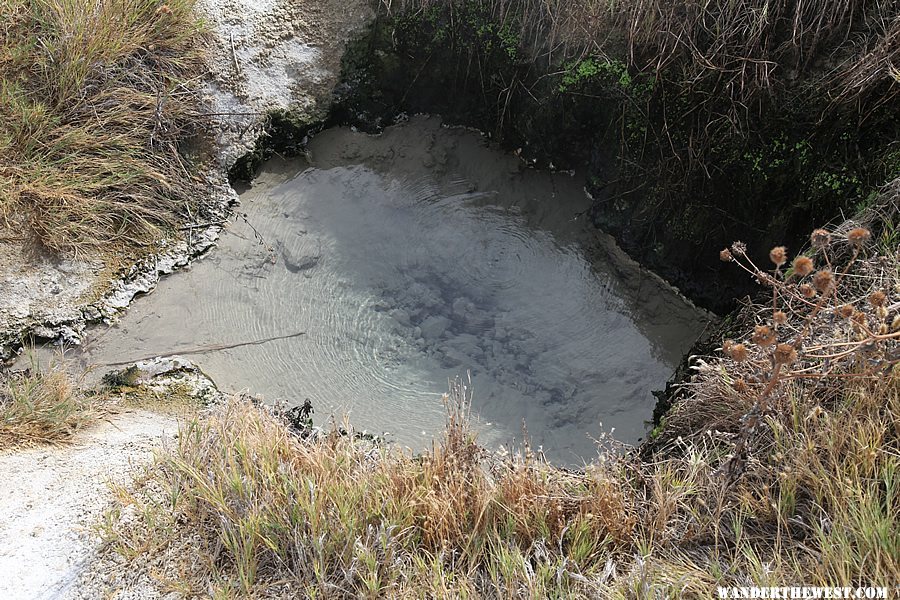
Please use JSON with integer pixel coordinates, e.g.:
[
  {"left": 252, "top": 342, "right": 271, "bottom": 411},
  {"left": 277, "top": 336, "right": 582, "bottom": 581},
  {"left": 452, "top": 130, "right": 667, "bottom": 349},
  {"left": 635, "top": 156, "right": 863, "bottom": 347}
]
[{"left": 419, "top": 315, "right": 450, "bottom": 340}]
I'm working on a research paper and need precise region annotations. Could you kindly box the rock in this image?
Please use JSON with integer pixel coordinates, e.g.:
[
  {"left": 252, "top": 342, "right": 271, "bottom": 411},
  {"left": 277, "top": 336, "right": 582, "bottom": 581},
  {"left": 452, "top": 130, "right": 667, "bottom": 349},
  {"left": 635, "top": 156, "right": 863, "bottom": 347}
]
[
  {"left": 445, "top": 333, "right": 482, "bottom": 358},
  {"left": 389, "top": 308, "right": 411, "bottom": 327},
  {"left": 419, "top": 315, "right": 450, "bottom": 340},
  {"left": 102, "top": 356, "right": 225, "bottom": 406},
  {"left": 278, "top": 240, "right": 320, "bottom": 273},
  {"left": 439, "top": 347, "right": 470, "bottom": 368},
  {"left": 452, "top": 297, "right": 474, "bottom": 316},
  {"left": 132, "top": 356, "right": 196, "bottom": 380},
  {"left": 81, "top": 305, "right": 102, "bottom": 322}
]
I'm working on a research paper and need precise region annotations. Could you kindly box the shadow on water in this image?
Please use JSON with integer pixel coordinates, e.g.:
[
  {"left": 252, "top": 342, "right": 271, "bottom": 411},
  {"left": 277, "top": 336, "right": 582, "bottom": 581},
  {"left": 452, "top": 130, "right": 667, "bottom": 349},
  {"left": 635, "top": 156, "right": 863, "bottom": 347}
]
[{"left": 68, "top": 116, "right": 711, "bottom": 465}]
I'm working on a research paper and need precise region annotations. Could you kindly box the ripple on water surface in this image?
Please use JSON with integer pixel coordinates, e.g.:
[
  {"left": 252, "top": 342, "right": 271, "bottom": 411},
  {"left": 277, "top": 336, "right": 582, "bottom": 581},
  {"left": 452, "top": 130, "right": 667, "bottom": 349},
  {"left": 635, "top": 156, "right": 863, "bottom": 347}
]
[{"left": 77, "top": 116, "right": 708, "bottom": 464}]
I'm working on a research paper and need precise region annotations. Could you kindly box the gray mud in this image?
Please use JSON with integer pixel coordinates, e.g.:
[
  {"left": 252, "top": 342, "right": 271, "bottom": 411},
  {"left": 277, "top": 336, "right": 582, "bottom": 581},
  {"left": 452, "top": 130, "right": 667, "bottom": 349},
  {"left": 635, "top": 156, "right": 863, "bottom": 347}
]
[{"left": 65, "top": 116, "right": 709, "bottom": 464}]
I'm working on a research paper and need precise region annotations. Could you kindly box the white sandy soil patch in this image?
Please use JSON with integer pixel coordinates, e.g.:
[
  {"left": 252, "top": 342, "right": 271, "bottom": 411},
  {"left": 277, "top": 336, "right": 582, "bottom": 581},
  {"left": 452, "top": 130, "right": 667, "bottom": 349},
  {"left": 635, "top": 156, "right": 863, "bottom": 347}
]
[
  {"left": 0, "top": 241, "right": 102, "bottom": 359},
  {"left": 199, "top": 0, "right": 373, "bottom": 165},
  {"left": 0, "top": 410, "right": 178, "bottom": 600}
]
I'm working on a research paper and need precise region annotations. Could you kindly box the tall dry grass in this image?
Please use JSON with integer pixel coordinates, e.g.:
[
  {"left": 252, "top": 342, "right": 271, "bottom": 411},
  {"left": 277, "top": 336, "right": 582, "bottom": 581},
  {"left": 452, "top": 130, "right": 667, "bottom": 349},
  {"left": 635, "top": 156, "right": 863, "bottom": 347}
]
[
  {"left": 103, "top": 376, "right": 898, "bottom": 596},
  {"left": 0, "top": 0, "right": 207, "bottom": 254},
  {"left": 0, "top": 367, "right": 97, "bottom": 446}
]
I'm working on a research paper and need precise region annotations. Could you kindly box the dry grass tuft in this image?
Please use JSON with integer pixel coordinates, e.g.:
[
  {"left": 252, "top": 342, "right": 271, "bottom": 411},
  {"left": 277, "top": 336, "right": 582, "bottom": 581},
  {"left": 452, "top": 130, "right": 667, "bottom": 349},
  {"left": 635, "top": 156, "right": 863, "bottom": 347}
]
[
  {"left": 104, "top": 388, "right": 637, "bottom": 598},
  {"left": 0, "top": 367, "right": 97, "bottom": 447},
  {"left": 0, "top": 0, "right": 208, "bottom": 254}
]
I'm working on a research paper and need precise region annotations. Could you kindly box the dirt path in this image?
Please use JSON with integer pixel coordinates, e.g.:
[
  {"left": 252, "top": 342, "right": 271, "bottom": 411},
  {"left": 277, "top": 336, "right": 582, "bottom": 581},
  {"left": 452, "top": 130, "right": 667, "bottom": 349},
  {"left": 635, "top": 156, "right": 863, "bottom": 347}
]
[{"left": 0, "top": 411, "right": 178, "bottom": 600}]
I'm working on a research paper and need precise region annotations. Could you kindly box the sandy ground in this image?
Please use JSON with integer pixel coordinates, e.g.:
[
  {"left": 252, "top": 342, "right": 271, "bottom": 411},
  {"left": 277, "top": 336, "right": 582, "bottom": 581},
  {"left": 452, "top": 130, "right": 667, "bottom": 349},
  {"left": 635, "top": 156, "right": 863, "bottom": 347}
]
[
  {"left": 0, "top": 411, "right": 178, "bottom": 600},
  {"left": 200, "top": 0, "right": 373, "bottom": 166},
  {"left": 0, "top": 242, "right": 103, "bottom": 362}
]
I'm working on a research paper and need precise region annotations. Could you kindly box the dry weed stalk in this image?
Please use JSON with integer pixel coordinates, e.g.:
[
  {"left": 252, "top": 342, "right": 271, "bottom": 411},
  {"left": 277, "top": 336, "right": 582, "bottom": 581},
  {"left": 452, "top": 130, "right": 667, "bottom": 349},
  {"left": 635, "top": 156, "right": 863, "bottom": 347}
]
[{"left": 717, "top": 224, "right": 899, "bottom": 477}]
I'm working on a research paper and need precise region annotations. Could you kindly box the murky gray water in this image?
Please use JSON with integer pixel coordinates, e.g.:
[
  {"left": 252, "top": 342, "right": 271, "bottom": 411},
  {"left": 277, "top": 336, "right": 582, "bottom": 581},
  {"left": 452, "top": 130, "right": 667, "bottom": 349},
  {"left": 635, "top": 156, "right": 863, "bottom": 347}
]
[{"left": 74, "top": 116, "right": 708, "bottom": 464}]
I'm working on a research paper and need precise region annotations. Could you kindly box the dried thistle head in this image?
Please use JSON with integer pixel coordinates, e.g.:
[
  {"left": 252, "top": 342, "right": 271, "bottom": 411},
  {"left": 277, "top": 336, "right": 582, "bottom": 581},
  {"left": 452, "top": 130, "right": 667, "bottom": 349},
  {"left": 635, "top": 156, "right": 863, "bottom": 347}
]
[
  {"left": 769, "top": 246, "right": 788, "bottom": 267},
  {"left": 728, "top": 343, "right": 749, "bottom": 362},
  {"left": 724, "top": 340, "right": 747, "bottom": 362},
  {"left": 773, "top": 310, "right": 787, "bottom": 324},
  {"left": 846, "top": 227, "right": 871, "bottom": 246},
  {"left": 733, "top": 378, "right": 748, "bottom": 393},
  {"left": 811, "top": 229, "right": 831, "bottom": 248},
  {"left": 773, "top": 343, "right": 797, "bottom": 365},
  {"left": 752, "top": 325, "right": 776, "bottom": 347},
  {"left": 799, "top": 283, "right": 816, "bottom": 298},
  {"left": 813, "top": 270, "right": 834, "bottom": 294},
  {"left": 792, "top": 256, "right": 814, "bottom": 277},
  {"left": 869, "top": 290, "right": 887, "bottom": 308},
  {"left": 720, "top": 248, "right": 734, "bottom": 262},
  {"left": 837, "top": 304, "right": 854, "bottom": 319}
]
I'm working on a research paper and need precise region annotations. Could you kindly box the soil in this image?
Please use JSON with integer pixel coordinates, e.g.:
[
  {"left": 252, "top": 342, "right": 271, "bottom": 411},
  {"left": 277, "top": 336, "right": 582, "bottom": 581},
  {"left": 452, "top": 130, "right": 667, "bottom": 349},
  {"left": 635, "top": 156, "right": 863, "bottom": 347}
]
[
  {"left": 0, "top": 242, "right": 101, "bottom": 361},
  {"left": 0, "top": 410, "right": 179, "bottom": 600}
]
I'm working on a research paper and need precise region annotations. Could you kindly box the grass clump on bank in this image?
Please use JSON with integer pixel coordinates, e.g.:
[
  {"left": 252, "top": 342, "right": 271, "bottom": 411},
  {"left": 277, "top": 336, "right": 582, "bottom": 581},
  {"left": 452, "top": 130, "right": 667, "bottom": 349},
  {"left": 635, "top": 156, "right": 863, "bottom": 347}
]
[
  {"left": 0, "top": 367, "right": 97, "bottom": 446},
  {"left": 104, "top": 378, "right": 900, "bottom": 596},
  {"left": 0, "top": 0, "right": 207, "bottom": 254},
  {"left": 104, "top": 218, "right": 898, "bottom": 597}
]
